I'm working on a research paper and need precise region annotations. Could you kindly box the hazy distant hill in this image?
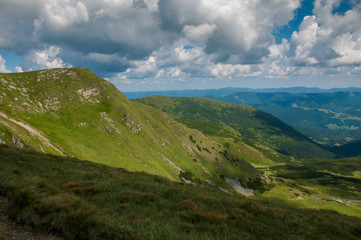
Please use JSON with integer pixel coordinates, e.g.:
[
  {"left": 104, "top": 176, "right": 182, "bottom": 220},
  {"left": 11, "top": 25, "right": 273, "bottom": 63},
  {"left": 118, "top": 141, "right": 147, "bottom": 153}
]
[
  {"left": 135, "top": 96, "right": 334, "bottom": 159},
  {"left": 124, "top": 87, "right": 361, "bottom": 99},
  {"left": 207, "top": 91, "right": 361, "bottom": 147}
]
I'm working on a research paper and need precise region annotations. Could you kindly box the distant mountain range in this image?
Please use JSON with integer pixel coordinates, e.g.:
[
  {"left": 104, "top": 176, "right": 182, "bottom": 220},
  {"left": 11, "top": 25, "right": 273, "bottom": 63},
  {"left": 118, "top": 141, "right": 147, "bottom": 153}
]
[
  {"left": 206, "top": 91, "right": 361, "bottom": 147},
  {"left": 124, "top": 87, "right": 361, "bottom": 99},
  {"left": 126, "top": 87, "right": 361, "bottom": 150}
]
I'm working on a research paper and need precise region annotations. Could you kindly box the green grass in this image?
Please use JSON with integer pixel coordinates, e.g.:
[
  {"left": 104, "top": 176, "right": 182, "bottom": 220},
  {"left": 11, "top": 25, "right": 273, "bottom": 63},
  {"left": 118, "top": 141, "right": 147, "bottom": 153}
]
[
  {"left": 254, "top": 157, "right": 361, "bottom": 218},
  {"left": 0, "top": 68, "right": 262, "bottom": 192},
  {"left": 1, "top": 144, "right": 361, "bottom": 240},
  {"left": 135, "top": 96, "right": 335, "bottom": 159}
]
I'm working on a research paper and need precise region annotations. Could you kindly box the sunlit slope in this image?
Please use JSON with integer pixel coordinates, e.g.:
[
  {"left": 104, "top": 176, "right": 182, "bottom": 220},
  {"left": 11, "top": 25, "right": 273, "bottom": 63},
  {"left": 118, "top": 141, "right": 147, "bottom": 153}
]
[
  {"left": 0, "top": 68, "right": 262, "bottom": 191},
  {"left": 135, "top": 96, "right": 334, "bottom": 159}
]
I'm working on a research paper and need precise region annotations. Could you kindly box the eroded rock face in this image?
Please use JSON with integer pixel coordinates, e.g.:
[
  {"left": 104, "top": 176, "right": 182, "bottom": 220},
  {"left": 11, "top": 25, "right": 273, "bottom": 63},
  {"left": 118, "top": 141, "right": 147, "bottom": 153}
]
[
  {"left": 122, "top": 113, "right": 142, "bottom": 133},
  {"left": 12, "top": 134, "right": 24, "bottom": 149},
  {"left": 77, "top": 88, "right": 100, "bottom": 103},
  {"left": 225, "top": 177, "right": 254, "bottom": 196},
  {"left": 103, "top": 125, "right": 111, "bottom": 133}
]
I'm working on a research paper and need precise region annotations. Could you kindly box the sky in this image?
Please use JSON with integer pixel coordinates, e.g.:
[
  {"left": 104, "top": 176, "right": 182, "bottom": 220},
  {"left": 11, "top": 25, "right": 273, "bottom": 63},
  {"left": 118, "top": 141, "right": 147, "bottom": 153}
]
[{"left": 0, "top": 0, "right": 360, "bottom": 91}]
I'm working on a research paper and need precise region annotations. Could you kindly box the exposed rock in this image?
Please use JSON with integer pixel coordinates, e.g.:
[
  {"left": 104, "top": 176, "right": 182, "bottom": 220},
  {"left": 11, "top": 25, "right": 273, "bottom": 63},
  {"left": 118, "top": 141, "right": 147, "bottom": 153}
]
[
  {"left": 12, "top": 134, "right": 24, "bottom": 149},
  {"left": 103, "top": 126, "right": 111, "bottom": 133},
  {"left": 122, "top": 113, "right": 142, "bottom": 133},
  {"left": 0, "top": 77, "right": 8, "bottom": 84},
  {"left": 77, "top": 88, "right": 100, "bottom": 103},
  {"left": 0, "top": 139, "right": 5, "bottom": 144},
  {"left": 100, "top": 112, "right": 114, "bottom": 123},
  {"left": 159, "top": 152, "right": 183, "bottom": 173},
  {"left": 43, "top": 97, "right": 61, "bottom": 111},
  {"left": 181, "top": 177, "right": 193, "bottom": 184},
  {"left": 66, "top": 70, "right": 78, "bottom": 79},
  {"left": 205, "top": 179, "right": 217, "bottom": 186},
  {"left": 261, "top": 172, "right": 272, "bottom": 184},
  {"left": 78, "top": 122, "right": 87, "bottom": 127},
  {"left": 218, "top": 186, "right": 233, "bottom": 194},
  {"left": 225, "top": 177, "right": 254, "bottom": 196}
]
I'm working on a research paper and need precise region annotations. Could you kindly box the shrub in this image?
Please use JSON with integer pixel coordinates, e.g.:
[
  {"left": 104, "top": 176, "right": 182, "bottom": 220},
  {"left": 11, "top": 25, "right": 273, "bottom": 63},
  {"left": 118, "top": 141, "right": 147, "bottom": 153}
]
[
  {"left": 177, "top": 199, "right": 198, "bottom": 210},
  {"left": 119, "top": 190, "right": 157, "bottom": 204},
  {"left": 63, "top": 182, "right": 101, "bottom": 196},
  {"left": 9, "top": 168, "right": 23, "bottom": 176},
  {"left": 8, "top": 188, "right": 36, "bottom": 216},
  {"left": 193, "top": 211, "right": 228, "bottom": 223},
  {"left": 230, "top": 208, "right": 249, "bottom": 219}
]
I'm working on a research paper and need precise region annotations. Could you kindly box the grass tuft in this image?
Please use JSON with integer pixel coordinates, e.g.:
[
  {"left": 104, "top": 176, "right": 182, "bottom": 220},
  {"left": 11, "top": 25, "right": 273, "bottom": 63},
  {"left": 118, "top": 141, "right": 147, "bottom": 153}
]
[{"left": 177, "top": 199, "right": 198, "bottom": 210}]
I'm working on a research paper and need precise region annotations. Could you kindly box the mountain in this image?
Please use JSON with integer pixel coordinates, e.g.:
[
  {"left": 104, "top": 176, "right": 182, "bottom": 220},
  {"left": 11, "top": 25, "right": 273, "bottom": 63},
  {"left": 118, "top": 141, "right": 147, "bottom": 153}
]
[
  {"left": 135, "top": 96, "right": 335, "bottom": 159},
  {"left": 1, "top": 68, "right": 361, "bottom": 238},
  {"left": 124, "top": 87, "right": 361, "bottom": 99},
  {"left": 331, "top": 140, "right": 361, "bottom": 157},
  {"left": 0, "top": 68, "right": 263, "bottom": 193},
  {"left": 206, "top": 92, "right": 361, "bottom": 147}
]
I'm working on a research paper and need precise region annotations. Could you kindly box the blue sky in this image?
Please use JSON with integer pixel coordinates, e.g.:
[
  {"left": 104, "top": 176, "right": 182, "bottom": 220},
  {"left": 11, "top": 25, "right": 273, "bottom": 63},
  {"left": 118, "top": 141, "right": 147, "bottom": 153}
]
[{"left": 0, "top": 0, "right": 360, "bottom": 91}]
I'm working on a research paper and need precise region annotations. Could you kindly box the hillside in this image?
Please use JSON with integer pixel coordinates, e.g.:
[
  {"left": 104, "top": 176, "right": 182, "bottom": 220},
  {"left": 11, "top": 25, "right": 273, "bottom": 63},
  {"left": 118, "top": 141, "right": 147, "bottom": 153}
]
[
  {"left": 135, "top": 96, "right": 334, "bottom": 159},
  {"left": 1, "top": 144, "right": 361, "bottom": 240},
  {"left": 206, "top": 91, "right": 361, "bottom": 147},
  {"left": 0, "top": 68, "right": 262, "bottom": 193}
]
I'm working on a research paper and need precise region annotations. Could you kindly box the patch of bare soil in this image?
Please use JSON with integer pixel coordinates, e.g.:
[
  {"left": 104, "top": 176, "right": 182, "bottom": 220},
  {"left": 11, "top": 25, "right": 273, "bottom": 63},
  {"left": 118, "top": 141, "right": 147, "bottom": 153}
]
[{"left": 0, "top": 199, "right": 63, "bottom": 240}]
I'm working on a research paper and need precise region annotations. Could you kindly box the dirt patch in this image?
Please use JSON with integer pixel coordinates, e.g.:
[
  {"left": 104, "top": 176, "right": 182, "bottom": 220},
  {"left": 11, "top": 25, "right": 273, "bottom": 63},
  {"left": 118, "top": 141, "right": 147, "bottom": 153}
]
[{"left": 0, "top": 199, "right": 63, "bottom": 240}]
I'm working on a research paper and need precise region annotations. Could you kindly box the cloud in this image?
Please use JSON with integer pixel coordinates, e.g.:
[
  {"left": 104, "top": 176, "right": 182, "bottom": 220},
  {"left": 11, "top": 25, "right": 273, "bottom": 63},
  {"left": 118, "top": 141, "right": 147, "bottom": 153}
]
[
  {"left": 0, "top": 0, "right": 45, "bottom": 54},
  {"left": 159, "top": 0, "right": 300, "bottom": 64},
  {"left": 182, "top": 23, "right": 217, "bottom": 43},
  {"left": 24, "top": 46, "right": 72, "bottom": 70},
  {"left": 0, "top": 0, "right": 360, "bottom": 89},
  {"left": 34, "top": 0, "right": 89, "bottom": 31},
  {"left": 0, "top": 55, "right": 11, "bottom": 73},
  {"left": 15, "top": 66, "right": 23, "bottom": 72},
  {"left": 33, "top": 0, "right": 165, "bottom": 59},
  {"left": 290, "top": 0, "right": 361, "bottom": 66}
]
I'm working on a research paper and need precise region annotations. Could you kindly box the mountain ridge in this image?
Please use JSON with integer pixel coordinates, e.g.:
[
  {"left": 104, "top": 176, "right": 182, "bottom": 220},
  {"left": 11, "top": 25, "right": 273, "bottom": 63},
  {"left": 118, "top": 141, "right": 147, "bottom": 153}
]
[{"left": 124, "top": 86, "right": 361, "bottom": 99}]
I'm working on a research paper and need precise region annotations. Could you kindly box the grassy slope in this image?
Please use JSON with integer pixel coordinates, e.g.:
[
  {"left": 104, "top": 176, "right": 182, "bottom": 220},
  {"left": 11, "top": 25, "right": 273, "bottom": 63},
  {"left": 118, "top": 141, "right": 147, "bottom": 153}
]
[
  {"left": 255, "top": 157, "right": 361, "bottom": 218},
  {"left": 1, "top": 144, "right": 361, "bottom": 240},
  {"left": 135, "top": 96, "right": 334, "bottom": 159},
  {"left": 0, "top": 68, "right": 261, "bottom": 192},
  {"left": 134, "top": 96, "right": 361, "bottom": 217}
]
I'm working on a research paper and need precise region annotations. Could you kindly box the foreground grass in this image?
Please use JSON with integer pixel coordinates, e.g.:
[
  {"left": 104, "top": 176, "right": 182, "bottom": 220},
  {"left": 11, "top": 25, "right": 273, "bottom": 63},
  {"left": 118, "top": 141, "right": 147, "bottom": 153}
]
[{"left": 1, "top": 145, "right": 361, "bottom": 240}]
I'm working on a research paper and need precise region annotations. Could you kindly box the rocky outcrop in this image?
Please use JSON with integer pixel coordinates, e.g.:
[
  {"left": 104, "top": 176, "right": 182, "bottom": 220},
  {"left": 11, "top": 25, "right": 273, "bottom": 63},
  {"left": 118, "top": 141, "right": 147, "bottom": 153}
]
[
  {"left": 12, "top": 134, "right": 24, "bottom": 149},
  {"left": 122, "top": 113, "right": 142, "bottom": 133}
]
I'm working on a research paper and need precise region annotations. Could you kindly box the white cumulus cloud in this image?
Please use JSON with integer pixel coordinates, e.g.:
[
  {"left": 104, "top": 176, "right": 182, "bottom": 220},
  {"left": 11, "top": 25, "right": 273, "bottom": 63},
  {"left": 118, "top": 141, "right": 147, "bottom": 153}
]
[
  {"left": 290, "top": 0, "right": 361, "bottom": 67},
  {"left": 0, "top": 55, "right": 11, "bottom": 73},
  {"left": 24, "top": 46, "right": 72, "bottom": 70}
]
